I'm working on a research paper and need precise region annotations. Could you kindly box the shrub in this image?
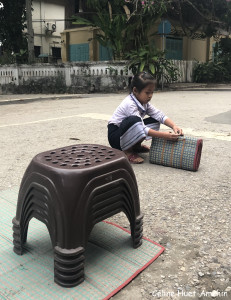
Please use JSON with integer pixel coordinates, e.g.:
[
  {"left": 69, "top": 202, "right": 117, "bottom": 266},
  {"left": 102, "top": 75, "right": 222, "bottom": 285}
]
[
  {"left": 125, "top": 44, "right": 179, "bottom": 87},
  {"left": 193, "top": 37, "right": 231, "bottom": 83},
  {"left": 193, "top": 61, "right": 230, "bottom": 83}
]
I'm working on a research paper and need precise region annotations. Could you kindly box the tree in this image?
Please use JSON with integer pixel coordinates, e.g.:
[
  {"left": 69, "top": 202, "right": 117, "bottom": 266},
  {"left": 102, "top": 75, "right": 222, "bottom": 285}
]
[
  {"left": 72, "top": 0, "right": 167, "bottom": 59},
  {"left": 122, "top": 0, "right": 167, "bottom": 50},
  {"left": 0, "top": 0, "right": 27, "bottom": 56},
  {"left": 73, "top": 0, "right": 231, "bottom": 59},
  {"left": 129, "top": 0, "right": 231, "bottom": 38},
  {"left": 125, "top": 43, "right": 179, "bottom": 86},
  {"left": 165, "top": 0, "right": 231, "bottom": 38},
  {"left": 73, "top": 0, "right": 129, "bottom": 59},
  {"left": 26, "top": 0, "right": 35, "bottom": 63}
]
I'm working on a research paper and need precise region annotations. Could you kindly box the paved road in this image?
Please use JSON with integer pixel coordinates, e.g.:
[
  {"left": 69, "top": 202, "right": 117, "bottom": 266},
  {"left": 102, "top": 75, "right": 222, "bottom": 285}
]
[{"left": 0, "top": 89, "right": 231, "bottom": 299}]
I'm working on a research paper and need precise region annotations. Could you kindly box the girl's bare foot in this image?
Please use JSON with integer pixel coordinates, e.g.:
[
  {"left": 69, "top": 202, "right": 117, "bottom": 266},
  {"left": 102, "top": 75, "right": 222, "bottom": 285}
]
[
  {"left": 133, "top": 143, "right": 150, "bottom": 153},
  {"left": 124, "top": 152, "right": 144, "bottom": 164}
]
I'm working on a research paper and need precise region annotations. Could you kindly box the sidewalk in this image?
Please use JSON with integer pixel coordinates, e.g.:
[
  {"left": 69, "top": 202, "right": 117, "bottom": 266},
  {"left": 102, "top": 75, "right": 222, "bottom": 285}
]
[
  {"left": 0, "top": 92, "right": 122, "bottom": 105},
  {"left": 1, "top": 83, "right": 231, "bottom": 104},
  {"left": 168, "top": 82, "right": 231, "bottom": 91},
  {"left": 0, "top": 93, "right": 86, "bottom": 104}
]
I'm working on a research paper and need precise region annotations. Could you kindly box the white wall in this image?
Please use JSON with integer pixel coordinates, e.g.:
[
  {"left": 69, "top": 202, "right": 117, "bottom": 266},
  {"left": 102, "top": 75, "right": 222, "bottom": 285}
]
[
  {"left": 0, "top": 60, "right": 195, "bottom": 88},
  {"left": 32, "top": 0, "right": 65, "bottom": 56}
]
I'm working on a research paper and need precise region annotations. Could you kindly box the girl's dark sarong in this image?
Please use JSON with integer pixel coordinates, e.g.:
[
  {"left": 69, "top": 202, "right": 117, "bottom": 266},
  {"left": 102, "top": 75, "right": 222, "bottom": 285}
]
[{"left": 108, "top": 116, "right": 160, "bottom": 151}]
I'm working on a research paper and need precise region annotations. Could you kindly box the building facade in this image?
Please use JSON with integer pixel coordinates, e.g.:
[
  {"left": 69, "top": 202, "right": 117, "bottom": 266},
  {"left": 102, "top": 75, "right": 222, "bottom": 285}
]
[
  {"left": 61, "top": 24, "right": 218, "bottom": 63},
  {"left": 30, "top": 1, "right": 223, "bottom": 64},
  {"left": 32, "top": 0, "right": 66, "bottom": 62}
]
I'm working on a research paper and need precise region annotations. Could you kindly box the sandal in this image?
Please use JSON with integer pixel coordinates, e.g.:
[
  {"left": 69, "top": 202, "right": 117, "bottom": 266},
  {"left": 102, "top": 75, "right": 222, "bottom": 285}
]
[
  {"left": 126, "top": 153, "right": 144, "bottom": 164},
  {"left": 133, "top": 144, "right": 150, "bottom": 153}
]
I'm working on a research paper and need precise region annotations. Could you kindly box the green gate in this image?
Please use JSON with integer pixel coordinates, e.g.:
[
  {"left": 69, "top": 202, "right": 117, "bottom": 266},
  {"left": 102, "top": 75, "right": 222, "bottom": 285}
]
[
  {"left": 69, "top": 43, "right": 89, "bottom": 61},
  {"left": 99, "top": 44, "right": 113, "bottom": 61}
]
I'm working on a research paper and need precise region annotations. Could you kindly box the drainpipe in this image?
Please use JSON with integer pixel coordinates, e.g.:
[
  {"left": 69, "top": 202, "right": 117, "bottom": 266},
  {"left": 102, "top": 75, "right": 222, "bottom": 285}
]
[{"left": 206, "top": 37, "right": 210, "bottom": 62}]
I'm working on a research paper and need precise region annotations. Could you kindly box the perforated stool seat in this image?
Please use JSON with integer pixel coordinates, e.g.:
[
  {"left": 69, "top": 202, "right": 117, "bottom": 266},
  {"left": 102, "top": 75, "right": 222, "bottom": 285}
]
[{"left": 12, "top": 144, "right": 143, "bottom": 287}]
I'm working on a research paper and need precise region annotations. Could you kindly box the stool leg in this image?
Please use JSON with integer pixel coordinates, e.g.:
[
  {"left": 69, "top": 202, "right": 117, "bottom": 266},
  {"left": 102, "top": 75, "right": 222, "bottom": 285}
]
[
  {"left": 12, "top": 217, "right": 28, "bottom": 255},
  {"left": 131, "top": 214, "right": 143, "bottom": 249},
  {"left": 54, "top": 246, "right": 85, "bottom": 287}
]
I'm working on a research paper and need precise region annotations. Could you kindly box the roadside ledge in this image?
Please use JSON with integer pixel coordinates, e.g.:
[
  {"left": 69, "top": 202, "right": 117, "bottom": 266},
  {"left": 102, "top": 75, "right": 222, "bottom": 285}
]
[
  {"left": 168, "top": 83, "right": 231, "bottom": 91},
  {"left": 0, "top": 94, "right": 88, "bottom": 105},
  {"left": 1, "top": 83, "right": 231, "bottom": 105}
]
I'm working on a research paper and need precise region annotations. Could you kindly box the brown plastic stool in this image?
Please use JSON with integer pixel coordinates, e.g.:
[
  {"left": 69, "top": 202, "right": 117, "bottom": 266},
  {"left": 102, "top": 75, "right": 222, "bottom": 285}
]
[{"left": 12, "top": 144, "right": 143, "bottom": 287}]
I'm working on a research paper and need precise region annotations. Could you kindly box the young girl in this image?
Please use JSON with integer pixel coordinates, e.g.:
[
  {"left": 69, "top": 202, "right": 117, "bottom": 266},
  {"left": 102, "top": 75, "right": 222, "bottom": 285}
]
[{"left": 107, "top": 72, "right": 183, "bottom": 164}]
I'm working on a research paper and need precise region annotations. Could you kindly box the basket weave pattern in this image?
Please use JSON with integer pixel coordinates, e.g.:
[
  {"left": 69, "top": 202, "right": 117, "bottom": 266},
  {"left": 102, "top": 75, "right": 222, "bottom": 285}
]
[{"left": 149, "top": 136, "right": 203, "bottom": 171}]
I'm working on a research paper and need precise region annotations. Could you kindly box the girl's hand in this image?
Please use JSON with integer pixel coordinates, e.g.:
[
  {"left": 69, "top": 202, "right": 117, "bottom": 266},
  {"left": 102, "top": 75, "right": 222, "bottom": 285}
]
[
  {"left": 172, "top": 125, "right": 184, "bottom": 136},
  {"left": 163, "top": 132, "right": 180, "bottom": 141}
]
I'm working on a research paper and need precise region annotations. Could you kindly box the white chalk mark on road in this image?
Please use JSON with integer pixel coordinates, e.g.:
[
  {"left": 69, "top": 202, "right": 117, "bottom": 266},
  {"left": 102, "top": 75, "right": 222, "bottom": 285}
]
[{"left": 0, "top": 113, "right": 230, "bottom": 141}]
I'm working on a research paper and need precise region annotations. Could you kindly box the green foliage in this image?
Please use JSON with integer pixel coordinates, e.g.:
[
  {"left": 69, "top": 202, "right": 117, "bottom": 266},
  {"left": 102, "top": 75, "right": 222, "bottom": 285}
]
[
  {"left": 193, "top": 61, "right": 230, "bottom": 83},
  {"left": 0, "top": 51, "right": 16, "bottom": 64},
  {"left": 13, "top": 49, "right": 28, "bottom": 64},
  {"left": 165, "top": 0, "right": 231, "bottom": 38},
  {"left": 125, "top": 0, "right": 167, "bottom": 15},
  {"left": 214, "top": 37, "right": 231, "bottom": 65},
  {"left": 193, "top": 37, "right": 231, "bottom": 83},
  {"left": 0, "top": 0, "right": 27, "bottom": 57},
  {"left": 0, "top": 49, "right": 28, "bottom": 65},
  {"left": 125, "top": 44, "right": 179, "bottom": 87},
  {"left": 73, "top": 1, "right": 128, "bottom": 59},
  {"left": 73, "top": 0, "right": 167, "bottom": 59},
  {"left": 106, "top": 66, "right": 118, "bottom": 75}
]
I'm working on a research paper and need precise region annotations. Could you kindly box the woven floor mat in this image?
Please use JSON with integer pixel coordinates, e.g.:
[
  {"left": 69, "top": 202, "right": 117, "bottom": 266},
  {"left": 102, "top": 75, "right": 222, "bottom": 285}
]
[{"left": 0, "top": 187, "right": 164, "bottom": 300}]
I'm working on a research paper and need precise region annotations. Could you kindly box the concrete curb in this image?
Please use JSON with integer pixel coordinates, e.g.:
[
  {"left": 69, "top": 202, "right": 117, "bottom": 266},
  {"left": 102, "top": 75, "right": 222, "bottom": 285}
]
[
  {"left": 0, "top": 83, "right": 231, "bottom": 105},
  {"left": 0, "top": 94, "right": 88, "bottom": 105},
  {"left": 168, "top": 83, "right": 231, "bottom": 91}
]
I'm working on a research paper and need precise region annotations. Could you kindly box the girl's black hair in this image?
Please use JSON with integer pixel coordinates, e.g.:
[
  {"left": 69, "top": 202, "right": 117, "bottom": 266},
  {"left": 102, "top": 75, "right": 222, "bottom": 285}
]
[{"left": 130, "top": 72, "right": 156, "bottom": 93}]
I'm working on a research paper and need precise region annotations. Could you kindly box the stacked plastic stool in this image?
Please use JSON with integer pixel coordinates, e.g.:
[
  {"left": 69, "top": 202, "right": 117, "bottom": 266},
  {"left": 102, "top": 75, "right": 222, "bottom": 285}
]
[{"left": 12, "top": 144, "right": 143, "bottom": 287}]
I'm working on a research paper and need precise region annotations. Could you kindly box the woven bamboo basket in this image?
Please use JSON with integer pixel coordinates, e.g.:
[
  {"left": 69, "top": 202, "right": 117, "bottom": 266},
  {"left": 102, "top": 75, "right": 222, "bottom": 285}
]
[{"left": 149, "top": 136, "right": 203, "bottom": 171}]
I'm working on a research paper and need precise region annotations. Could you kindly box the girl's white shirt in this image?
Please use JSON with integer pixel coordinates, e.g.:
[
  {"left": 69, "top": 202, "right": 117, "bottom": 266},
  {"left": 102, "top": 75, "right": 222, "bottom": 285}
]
[{"left": 108, "top": 93, "right": 168, "bottom": 135}]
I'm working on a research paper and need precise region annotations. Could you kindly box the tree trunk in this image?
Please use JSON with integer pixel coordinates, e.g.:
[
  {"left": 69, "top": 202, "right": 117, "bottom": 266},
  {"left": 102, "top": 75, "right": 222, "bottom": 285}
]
[{"left": 26, "top": 0, "right": 35, "bottom": 64}]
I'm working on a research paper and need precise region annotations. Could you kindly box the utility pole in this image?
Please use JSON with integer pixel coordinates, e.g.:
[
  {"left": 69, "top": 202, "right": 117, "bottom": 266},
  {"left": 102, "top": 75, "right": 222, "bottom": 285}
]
[{"left": 26, "top": 0, "right": 35, "bottom": 63}]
